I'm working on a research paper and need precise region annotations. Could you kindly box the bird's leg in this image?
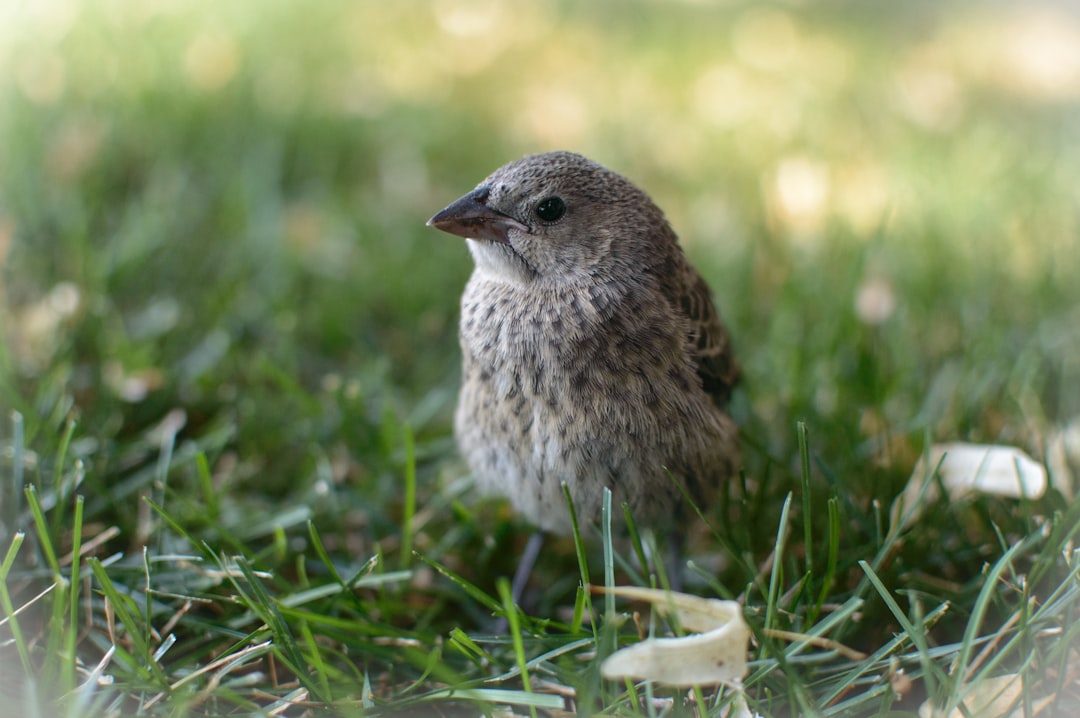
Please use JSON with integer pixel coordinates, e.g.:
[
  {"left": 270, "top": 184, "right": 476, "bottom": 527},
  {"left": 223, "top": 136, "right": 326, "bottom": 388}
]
[
  {"left": 665, "top": 529, "right": 684, "bottom": 593},
  {"left": 494, "top": 531, "right": 545, "bottom": 634},
  {"left": 511, "top": 530, "right": 546, "bottom": 608},
  {"left": 640, "top": 528, "right": 684, "bottom": 592}
]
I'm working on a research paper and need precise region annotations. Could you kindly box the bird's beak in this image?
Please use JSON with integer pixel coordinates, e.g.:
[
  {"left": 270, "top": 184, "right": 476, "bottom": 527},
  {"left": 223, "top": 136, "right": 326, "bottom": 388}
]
[{"left": 426, "top": 188, "right": 528, "bottom": 245}]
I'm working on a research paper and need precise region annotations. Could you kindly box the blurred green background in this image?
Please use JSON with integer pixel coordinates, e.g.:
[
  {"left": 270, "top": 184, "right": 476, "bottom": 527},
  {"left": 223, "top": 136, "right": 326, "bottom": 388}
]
[
  {"left": 2, "top": 0, "right": 1079, "bottom": 581},
  {"left": 2, "top": 3, "right": 1080, "bottom": 711}
]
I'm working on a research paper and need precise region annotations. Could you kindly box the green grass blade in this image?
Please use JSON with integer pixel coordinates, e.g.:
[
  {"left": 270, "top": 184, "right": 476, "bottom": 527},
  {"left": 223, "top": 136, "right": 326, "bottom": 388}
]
[
  {"left": 25, "top": 484, "right": 60, "bottom": 577},
  {"left": 797, "top": 420, "right": 813, "bottom": 576},
  {"left": 562, "top": 481, "right": 597, "bottom": 640},
  {"left": 418, "top": 688, "right": 565, "bottom": 710},
  {"left": 297, "top": 617, "right": 332, "bottom": 701},
  {"left": 449, "top": 626, "right": 495, "bottom": 666},
  {"left": 413, "top": 551, "right": 502, "bottom": 614},
  {"left": 0, "top": 532, "right": 33, "bottom": 676},
  {"left": 194, "top": 452, "right": 220, "bottom": 524},
  {"left": 497, "top": 577, "right": 537, "bottom": 718},
  {"left": 5, "top": 412, "right": 24, "bottom": 534},
  {"left": 400, "top": 424, "right": 416, "bottom": 570},
  {"left": 622, "top": 501, "right": 649, "bottom": 583},
  {"left": 307, "top": 520, "right": 346, "bottom": 588},
  {"left": 85, "top": 556, "right": 169, "bottom": 685},
  {"left": 570, "top": 584, "right": 587, "bottom": 634},
  {"left": 63, "top": 494, "right": 84, "bottom": 694},
  {"left": 763, "top": 493, "right": 793, "bottom": 641},
  {"left": 859, "top": 560, "right": 948, "bottom": 696},
  {"left": 48, "top": 417, "right": 77, "bottom": 533},
  {"left": 940, "top": 539, "right": 1027, "bottom": 716},
  {"left": 811, "top": 496, "right": 841, "bottom": 621},
  {"left": 229, "top": 554, "right": 331, "bottom": 703},
  {"left": 601, "top": 487, "right": 615, "bottom": 625}
]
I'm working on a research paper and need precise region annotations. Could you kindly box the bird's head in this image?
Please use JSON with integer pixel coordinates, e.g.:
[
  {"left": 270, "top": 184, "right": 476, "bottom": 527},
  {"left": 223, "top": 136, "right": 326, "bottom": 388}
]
[{"left": 428, "top": 151, "right": 675, "bottom": 282}]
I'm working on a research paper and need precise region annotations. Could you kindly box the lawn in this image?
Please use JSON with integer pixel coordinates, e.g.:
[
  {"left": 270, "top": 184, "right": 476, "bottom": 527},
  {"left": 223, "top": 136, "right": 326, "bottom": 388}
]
[{"left": 1, "top": 1, "right": 1079, "bottom": 715}]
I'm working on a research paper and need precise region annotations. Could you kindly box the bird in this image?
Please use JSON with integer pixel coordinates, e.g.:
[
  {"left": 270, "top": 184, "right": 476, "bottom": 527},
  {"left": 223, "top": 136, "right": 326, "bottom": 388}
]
[{"left": 427, "top": 151, "right": 740, "bottom": 545}]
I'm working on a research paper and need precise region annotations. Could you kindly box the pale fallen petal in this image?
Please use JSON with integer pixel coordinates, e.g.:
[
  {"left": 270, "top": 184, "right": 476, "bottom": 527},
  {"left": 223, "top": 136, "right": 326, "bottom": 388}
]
[
  {"left": 1046, "top": 417, "right": 1079, "bottom": 500},
  {"left": 724, "top": 692, "right": 762, "bottom": 718},
  {"left": 600, "top": 586, "right": 749, "bottom": 688},
  {"left": 918, "top": 673, "right": 1055, "bottom": 718},
  {"left": 892, "top": 443, "right": 1048, "bottom": 529}
]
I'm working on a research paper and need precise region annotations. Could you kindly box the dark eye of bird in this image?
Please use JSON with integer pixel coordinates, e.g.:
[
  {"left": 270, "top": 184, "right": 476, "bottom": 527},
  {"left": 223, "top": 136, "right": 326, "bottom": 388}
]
[{"left": 535, "top": 196, "right": 566, "bottom": 222}]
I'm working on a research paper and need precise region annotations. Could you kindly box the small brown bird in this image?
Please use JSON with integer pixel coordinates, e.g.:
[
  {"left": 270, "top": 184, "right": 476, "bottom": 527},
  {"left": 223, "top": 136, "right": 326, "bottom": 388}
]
[{"left": 428, "top": 151, "right": 739, "bottom": 537}]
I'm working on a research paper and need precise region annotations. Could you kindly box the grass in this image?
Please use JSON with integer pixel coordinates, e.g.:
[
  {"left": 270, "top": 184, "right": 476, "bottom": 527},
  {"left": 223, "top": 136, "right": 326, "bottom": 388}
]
[{"left": 2, "top": 0, "right": 1080, "bottom": 715}]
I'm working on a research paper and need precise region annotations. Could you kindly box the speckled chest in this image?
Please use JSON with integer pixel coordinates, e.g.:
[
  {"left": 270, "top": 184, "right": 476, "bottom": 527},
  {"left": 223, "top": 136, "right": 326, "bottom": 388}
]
[
  {"left": 459, "top": 275, "right": 629, "bottom": 404},
  {"left": 453, "top": 272, "right": 728, "bottom": 531},
  {"left": 457, "top": 269, "right": 702, "bottom": 444}
]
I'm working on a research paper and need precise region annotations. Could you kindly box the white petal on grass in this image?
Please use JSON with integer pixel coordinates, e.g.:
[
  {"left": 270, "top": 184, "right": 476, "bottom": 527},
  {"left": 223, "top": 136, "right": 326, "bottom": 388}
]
[
  {"left": 918, "top": 672, "right": 1056, "bottom": 718},
  {"left": 725, "top": 693, "right": 762, "bottom": 718},
  {"left": 1046, "top": 417, "right": 1079, "bottom": 500},
  {"left": 893, "top": 443, "right": 1048, "bottom": 528},
  {"left": 599, "top": 586, "right": 749, "bottom": 688}
]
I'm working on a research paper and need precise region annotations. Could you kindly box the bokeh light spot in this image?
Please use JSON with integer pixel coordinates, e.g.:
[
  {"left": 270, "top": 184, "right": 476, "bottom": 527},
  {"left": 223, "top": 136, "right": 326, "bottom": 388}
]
[
  {"left": 16, "top": 52, "right": 66, "bottom": 104},
  {"left": 732, "top": 7, "right": 800, "bottom": 73},
  {"left": 769, "top": 156, "right": 830, "bottom": 237},
  {"left": 183, "top": 27, "right": 241, "bottom": 92}
]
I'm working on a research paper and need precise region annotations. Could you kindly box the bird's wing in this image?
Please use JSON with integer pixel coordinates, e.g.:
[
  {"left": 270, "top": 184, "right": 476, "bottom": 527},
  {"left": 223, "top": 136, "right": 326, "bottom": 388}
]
[{"left": 679, "top": 267, "right": 740, "bottom": 405}]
